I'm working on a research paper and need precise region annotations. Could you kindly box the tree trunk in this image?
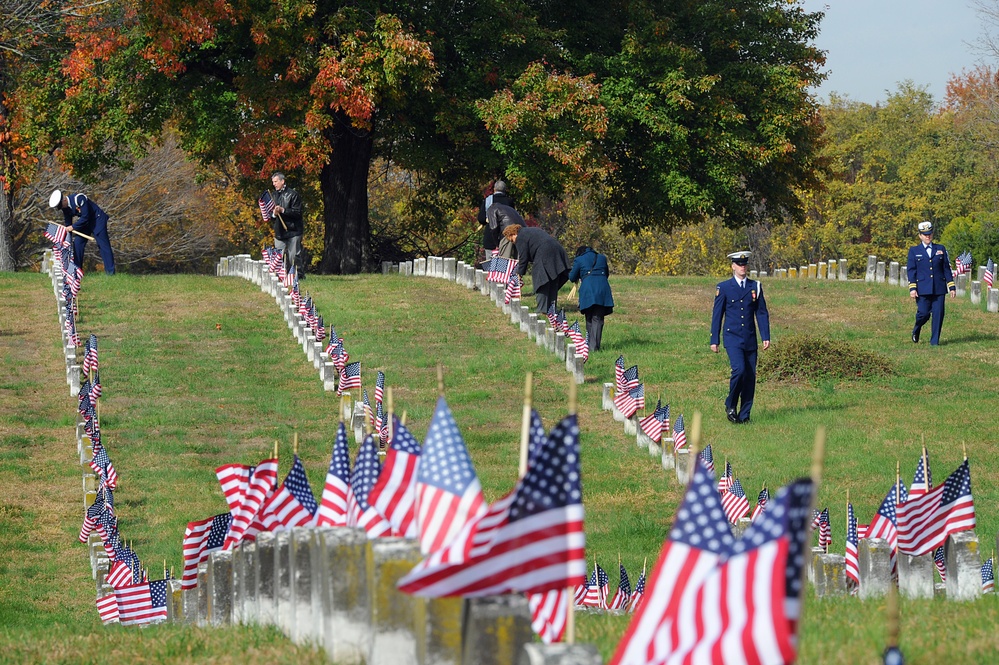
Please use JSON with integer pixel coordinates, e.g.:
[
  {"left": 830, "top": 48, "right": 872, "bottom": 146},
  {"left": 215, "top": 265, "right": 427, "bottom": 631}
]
[
  {"left": 318, "top": 117, "right": 373, "bottom": 274},
  {"left": 0, "top": 82, "right": 16, "bottom": 271}
]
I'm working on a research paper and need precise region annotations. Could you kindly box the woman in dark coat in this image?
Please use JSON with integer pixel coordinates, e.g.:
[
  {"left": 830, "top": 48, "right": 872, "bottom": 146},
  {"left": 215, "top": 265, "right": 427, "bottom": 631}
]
[
  {"left": 568, "top": 246, "right": 614, "bottom": 351},
  {"left": 503, "top": 224, "right": 570, "bottom": 314}
]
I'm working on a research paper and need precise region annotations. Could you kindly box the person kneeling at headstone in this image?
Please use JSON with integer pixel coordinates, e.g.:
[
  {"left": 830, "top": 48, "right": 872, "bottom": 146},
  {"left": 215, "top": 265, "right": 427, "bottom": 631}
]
[
  {"left": 503, "top": 224, "right": 570, "bottom": 314},
  {"left": 568, "top": 245, "right": 614, "bottom": 352}
]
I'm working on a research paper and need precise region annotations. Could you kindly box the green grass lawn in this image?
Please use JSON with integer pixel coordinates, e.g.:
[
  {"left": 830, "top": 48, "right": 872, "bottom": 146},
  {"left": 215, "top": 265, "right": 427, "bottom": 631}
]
[{"left": 1, "top": 268, "right": 997, "bottom": 664}]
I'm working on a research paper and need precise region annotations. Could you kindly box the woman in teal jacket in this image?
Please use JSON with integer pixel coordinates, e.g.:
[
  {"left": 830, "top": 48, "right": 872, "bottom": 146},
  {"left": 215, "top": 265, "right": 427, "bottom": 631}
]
[{"left": 568, "top": 246, "right": 614, "bottom": 351}]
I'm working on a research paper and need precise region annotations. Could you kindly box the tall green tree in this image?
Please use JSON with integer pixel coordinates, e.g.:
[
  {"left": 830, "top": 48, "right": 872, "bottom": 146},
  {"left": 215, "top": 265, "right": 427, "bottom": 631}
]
[{"left": 22, "top": 0, "right": 828, "bottom": 273}]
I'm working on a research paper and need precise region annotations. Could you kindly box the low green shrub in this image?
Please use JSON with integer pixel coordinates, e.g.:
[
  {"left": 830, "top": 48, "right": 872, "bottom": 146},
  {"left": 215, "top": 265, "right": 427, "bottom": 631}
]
[{"left": 758, "top": 334, "right": 894, "bottom": 382}]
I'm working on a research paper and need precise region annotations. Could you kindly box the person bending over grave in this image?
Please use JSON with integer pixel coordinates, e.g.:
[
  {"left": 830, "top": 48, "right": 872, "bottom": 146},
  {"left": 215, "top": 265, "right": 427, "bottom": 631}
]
[
  {"left": 503, "top": 224, "right": 570, "bottom": 314},
  {"left": 49, "top": 189, "right": 116, "bottom": 274}
]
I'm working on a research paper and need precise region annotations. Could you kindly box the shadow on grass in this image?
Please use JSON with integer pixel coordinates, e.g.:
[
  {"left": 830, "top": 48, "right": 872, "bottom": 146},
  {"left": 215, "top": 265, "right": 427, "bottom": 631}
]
[{"left": 935, "top": 332, "right": 999, "bottom": 345}]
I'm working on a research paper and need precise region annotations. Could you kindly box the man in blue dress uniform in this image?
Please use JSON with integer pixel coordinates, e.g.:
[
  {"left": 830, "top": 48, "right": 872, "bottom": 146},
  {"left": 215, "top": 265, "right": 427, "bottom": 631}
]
[
  {"left": 710, "top": 251, "right": 770, "bottom": 424},
  {"left": 906, "top": 221, "right": 955, "bottom": 346},
  {"left": 49, "top": 189, "right": 116, "bottom": 274}
]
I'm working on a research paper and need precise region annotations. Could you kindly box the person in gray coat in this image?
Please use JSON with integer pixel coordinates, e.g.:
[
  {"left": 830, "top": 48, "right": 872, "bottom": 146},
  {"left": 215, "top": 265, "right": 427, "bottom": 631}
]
[
  {"left": 568, "top": 246, "right": 614, "bottom": 351},
  {"left": 503, "top": 224, "right": 570, "bottom": 313}
]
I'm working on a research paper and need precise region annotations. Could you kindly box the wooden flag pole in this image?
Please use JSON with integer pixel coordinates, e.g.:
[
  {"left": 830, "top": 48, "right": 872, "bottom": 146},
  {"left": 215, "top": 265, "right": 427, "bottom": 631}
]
[
  {"left": 963, "top": 442, "right": 967, "bottom": 461},
  {"left": 39, "top": 220, "right": 96, "bottom": 242},
  {"left": 437, "top": 364, "right": 445, "bottom": 397},
  {"left": 387, "top": 386, "right": 394, "bottom": 447},
  {"left": 164, "top": 559, "right": 168, "bottom": 579},
  {"left": 339, "top": 395, "right": 345, "bottom": 425},
  {"left": 921, "top": 442, "right": 929, "bottom": 490},
  {"left": 401, "top": 410, "right": 408, "bottom": 426},
  {"left": 518, "top": 372, "right": 533, "bottom": 478},
  {"left": 273, "top": 440, "right": 279, "bottom": 461},
  {"left": 895, "top": 460, "right": 908, "bottom": 506},
  {"left": 267, "top": 189, "right": 288, "bottom": 231},
  {"left": 293, "top": 431, "right": 298, "bottom": 457},
  {"left": 688, "top": 411, "right": 701, "bottom": 461},
  {"left": 564, "top": 375, "right": 577, "bottom": 644},
  {"left": 797, "top": 426, "right": 826, "bottom": 624},
  {"left": 886, "top": 582, "right": 900, "bottom": 652}
]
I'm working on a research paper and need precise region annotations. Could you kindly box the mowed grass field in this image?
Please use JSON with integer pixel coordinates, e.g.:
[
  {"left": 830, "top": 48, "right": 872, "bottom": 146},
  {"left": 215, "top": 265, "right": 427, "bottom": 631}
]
[{"left": 1, "top": 267, "right": 998, "bottom": 664}]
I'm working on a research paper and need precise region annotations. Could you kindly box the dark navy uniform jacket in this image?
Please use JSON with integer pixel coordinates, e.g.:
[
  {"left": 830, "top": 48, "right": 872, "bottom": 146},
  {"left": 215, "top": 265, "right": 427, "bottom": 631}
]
[
  {"left": 906, "top": 242, "right": 955, "bottom": 296},
  {"left": 61, "top": 193, "right": 107, "bottom": 235},
  {"left": 710, "top": 277, "right": 771, "bottom": 350}
]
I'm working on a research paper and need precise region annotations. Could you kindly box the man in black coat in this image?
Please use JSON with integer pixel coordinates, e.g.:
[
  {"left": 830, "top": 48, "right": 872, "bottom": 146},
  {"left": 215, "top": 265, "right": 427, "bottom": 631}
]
[
  {"left": 476, "top": 180, "right": 519, "bottom": 260},
  {"left": 271, "top": 172, "right": 305, "bottom": 276},
  {"left": 503, "top": 224, "right": 570, "bottom": 313}
]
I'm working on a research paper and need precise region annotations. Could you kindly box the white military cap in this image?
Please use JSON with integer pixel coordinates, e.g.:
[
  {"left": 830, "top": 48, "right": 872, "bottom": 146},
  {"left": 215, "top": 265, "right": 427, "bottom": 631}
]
[
  {"left": 917, "top": 221, "right": 933, "bottom": 234},
  {"left": 48, "top": 190, "right": 63, "bottom": 208},
  {"left": 727, "top": 250, "right": 752, "bottom": 264}
]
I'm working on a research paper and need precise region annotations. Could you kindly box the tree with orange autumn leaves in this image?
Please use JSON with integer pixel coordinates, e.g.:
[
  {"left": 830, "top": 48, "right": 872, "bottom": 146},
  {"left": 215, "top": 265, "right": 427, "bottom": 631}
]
[{"left": 10, "top": 0, "right": 831, "bottom": 273}]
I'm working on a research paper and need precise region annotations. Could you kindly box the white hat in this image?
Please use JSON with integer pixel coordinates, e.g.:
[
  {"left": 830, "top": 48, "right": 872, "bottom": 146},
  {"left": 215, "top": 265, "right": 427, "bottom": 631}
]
[
  {"left": 917, "top": 221, "right": 933, "bottom": 234},
  {"left": 48, "top": 190, "right": 63, "bottom": 208},
  {"left": 727, "top": 250, "right": 752, "bottom": 264}
]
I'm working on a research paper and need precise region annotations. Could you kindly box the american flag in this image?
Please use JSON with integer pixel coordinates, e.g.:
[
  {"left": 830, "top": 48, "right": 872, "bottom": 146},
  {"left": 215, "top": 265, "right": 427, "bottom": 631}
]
[
  {"left": 346, "top": 434, "right": 393, "bottom": 538},
  {"left": 96, "top": 592, "right": 119, "bottom": 624},
  {"left": 983, "top": 557, "right": 994, "bottom": 594},
  {"left": 565, "top": 321, "right": 589, "bottom": 362},
  {"left": 97, "top": 511, "right": 120, "bottom": 560},
  {"left": 83, "top": 334, "right": 99, "bottom": 375},
  {"left": 574, "top": 575, "right": 590, "bottom": 605},
  {"left": 258, "top": 191, "right": 275, "bottom": 220},
  {"left": 845, "top": 502, "right": 859, "bottom": 592},
  {"left": 115, "top": 580, "right": 168, "bottom": 626},
  {"left": 720, "top": 477, "right": 751, "bottom": 524},
  {"left": 106, "top": 558, "right": 136, "bottom": 589},
  {"left": 672, "top": 413, "right": 687, "bottom": 452},
  {"left": 315, "top": 315, "right": 325, "bottom": 342},
  {"left": 375, "top": 371, "right": 386, "bottom": 405},
  {"left": 751, "top": 486, "right": 770, "bottom": 522},
  {"left": 985, "top": 258, "right": 995, "bottom": 289},
  {"left": 910, "top": 450, "right": 932, "bottom": 498},
  {"left": 504, "top": 273, "right": 522, "bottom": 303},
  {"left": 325, "top": 325, "right": 340, "bottom": 357},
  {"left": 934, "top": 547, "right": 947, "bottom": 583},
  {"left": 612, "top": 384, "right": 644, "bottom": 418},
  {"left": 609, "top": 466, "right": 813, "bottom": 665},
  {"left": 368, "top": 417, "right": 422, "bottom": 539},
  {"left": 90, "top": 369, "right": 102, "bottom": 400},
  {"left": 528, "top": 588, "right": 568, "bottom": 643},
  {"left": 638, "top": 400, "right": 669, "bottom": 443},
  {"left": 375, "top": 400, "right": 384, "bottom": 439},
  {"left": 896, "top": 459, "right": 976, "bottom": 556},
  {"left": 545, "top": 303, "right": 559, "bottom": 329},
  {"left": 614, "top": 356, "right": 625, "bottom": 392},
  {"left": 63, "top": 259, "right": 81, "bottom": 296},
  {"left": 818, "top": 507, "right": 831, "bottom": 551},
  {"left": 717, "top": 460, "right": 733, "bottom": 493},
  {"left": 580, "top": 564, "right": 609, "bottom": 608},
  {"left": 45, "top": 222, "right": 70, "bottom": 247},
  {"left": 215, "top": 463, "right": 253, "bottom": 514},
  {"left": 414, "top": 397, "right": 486, "bottom": 557},
  {"left": 486, "top": 256, "right": 517, "bottom": 283},
  {"left": 628, "top": 568, "right": 646, "bottom": 612},
  {"left": 80, "top": 488, "right": 113, "bottom": 542},
  {"left": 257, "top": 455, "right": 318, "bottom": 531},
  {"left": 398, "top": 413, "right": 586, "bottom": 597},
  {"left": 555, "top": 308, "right": 567, "bottom": 334},
  {"left": 867, "top": 481, "right": 908, "bottom": 573},
  {"left": 64, "top": 304, "right": 80, "bottom": 347},
  {"left": 90, "top": 441, "right": 118, "bottom": 490},
  {"left": 315, "top": 423, "right": 351, "bottom": 527},
  {"left": 181, "top": 513, "right": 231, "bottom": 589},
  {"left": 698, "top": 444, "right": 714, "bottom": 475},
  {"left": 362, "top": 390, "right": 374, "bottom": 428},
  {"left": 338, "top": 361, "right": 362, "bottom": 395},
  {"left": 607, "top": 563, "right": 632, "bottom": 610},
  {"left": 330, "top": 342, "right": 349, "bottom": 372},
  {"left": 223, "top": 458, "right": 278, "bottom": 549},
  {"left": 955, "top": 250, "right": 973, "bottom": 276},
  {"left": 618, "top": 365, "right": 640, "bottom": 394}
]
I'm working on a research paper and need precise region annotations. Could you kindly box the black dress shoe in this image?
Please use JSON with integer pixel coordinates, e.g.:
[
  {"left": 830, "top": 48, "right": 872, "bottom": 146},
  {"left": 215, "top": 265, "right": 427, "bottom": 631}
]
[
  {"left": 912, "top": 328, "right": 919, "bottom": 343},
  {"left": 727, "top": 407, "right": 738, "bottom": 423}
]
